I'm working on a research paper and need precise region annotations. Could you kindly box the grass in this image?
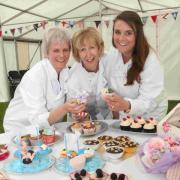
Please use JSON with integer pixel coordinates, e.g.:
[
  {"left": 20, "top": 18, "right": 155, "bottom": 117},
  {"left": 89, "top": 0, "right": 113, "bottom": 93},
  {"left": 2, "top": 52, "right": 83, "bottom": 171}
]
[{"left": 0, "top": 100, "right": 180, "bottom": 133}]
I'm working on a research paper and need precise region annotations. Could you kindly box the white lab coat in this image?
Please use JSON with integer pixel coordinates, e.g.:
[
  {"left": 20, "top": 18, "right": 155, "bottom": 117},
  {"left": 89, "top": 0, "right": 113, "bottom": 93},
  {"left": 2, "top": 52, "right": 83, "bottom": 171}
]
[
  {"left": 103, "top": 47, "right": 168, "bottom": 120},
  {"left": 67, "top": 58, "right": 110, "bottom": 120},
  {"left": 3, "top": 59, "right": 69, "bottom": 132}
]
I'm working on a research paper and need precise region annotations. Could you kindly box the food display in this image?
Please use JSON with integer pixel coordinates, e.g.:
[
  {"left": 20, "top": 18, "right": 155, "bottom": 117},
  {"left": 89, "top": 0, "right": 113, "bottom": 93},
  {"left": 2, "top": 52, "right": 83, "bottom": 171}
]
[{"left": 83, "top": 139, "right": 100, "bottom": 150}]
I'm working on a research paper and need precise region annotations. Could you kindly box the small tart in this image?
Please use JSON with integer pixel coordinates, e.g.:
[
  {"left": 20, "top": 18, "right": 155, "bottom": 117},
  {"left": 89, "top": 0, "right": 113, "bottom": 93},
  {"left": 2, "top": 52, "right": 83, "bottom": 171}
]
[
  {"left": 97, "top": 135, "right": 113, "bottom": 143},
  {"left": 103, "top": 140, "right": 120, "bottom": 149},
  {"left": 105, "top": 146, "right": 124, "bottom": 159},
  {"left": 83, "top": 139, "right": 100, "bottom": 151},
  {"left": 114, "top": 136, "right": 131, "bottom": 143}
]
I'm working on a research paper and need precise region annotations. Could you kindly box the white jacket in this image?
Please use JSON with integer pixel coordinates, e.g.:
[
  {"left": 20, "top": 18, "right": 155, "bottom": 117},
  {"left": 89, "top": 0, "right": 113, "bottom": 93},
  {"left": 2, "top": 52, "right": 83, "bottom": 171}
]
[
  {"left": 103, "top": 47, "right": 168, "bottom": 120},
  {"left": 3, "top": 59, "right": 69, "bottom": 132},
  {"left": 67, "top": 58, "right": 110, "bottom": 120}
]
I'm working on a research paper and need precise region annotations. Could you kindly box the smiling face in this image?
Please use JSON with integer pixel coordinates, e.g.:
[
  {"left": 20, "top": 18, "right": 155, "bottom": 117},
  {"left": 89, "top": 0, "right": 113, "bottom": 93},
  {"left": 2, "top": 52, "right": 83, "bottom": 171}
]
[
  {"left": 113, "top": 20, "right": 136, "bottom": 61},
  {"left": 78, "top": 40, "right": 100, "bottom": 72},
  {"left": 48, "top": 41, "right": 70, "bottom": 73}
]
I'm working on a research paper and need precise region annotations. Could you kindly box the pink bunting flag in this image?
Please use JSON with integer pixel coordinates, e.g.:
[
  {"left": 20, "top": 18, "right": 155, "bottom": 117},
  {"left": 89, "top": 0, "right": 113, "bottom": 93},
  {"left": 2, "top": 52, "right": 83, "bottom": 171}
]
[
  {"left": 95, "top": 21, "right": 101, "bottom": 28},
  {"left": 10, "top": 28, "right": 15, "bottom": 36},
  {"left": 104, "top": 20, "right": 110, "bottom": 28},
  {"left": 0, "top": 30, "right": 2, "bottom": 38},
  {"left": 76, "top": 20, "right": 84, "bottom": 28},
  {"left": 61, "top": 21, "right": 67, "bottom": 27},
  {"left": 162, "top": 13, "right": 169, "bottom": 19},
  {"left": 151, "top": 15, "right": 157, "bottom": 23},
  {"left": 172, "top": 12, "right": 178, "bottom": 20},
  {"left": 17, "top": 27, "right": 23, "bottom": 34},
  {"left": 40, "top": 21, "right": 47, "bottom": 29}
]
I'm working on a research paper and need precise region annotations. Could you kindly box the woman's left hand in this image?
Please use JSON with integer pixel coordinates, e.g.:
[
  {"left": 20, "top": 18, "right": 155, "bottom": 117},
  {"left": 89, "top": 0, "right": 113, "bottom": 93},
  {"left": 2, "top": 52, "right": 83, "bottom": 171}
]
[{"left": 103, "top": 93, "right": 130, "bottom": 112}]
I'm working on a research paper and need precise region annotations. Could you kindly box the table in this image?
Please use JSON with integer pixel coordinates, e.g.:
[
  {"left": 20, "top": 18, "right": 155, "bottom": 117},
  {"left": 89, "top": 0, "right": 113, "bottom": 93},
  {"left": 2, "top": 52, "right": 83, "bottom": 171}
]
[{"left": 0, "top": 120, "right": 166, "bottom": 180}]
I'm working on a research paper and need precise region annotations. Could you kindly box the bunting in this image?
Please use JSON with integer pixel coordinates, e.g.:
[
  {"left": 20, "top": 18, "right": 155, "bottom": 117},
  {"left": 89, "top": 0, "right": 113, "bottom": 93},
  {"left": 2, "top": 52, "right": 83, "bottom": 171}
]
[
  {"left": 0, "top": 25, "right": 2, "bottom": 38},
  {"left": 61, "top": 21, "right": 67, "bottom": 27},
  {"left": 17, "top": 27, "right": 23, "bottom": 34},
  {"left": 69, "top": 21, "right": 75, "bottom": 28},
  {"left": 95, "top": 21, "right": 101, "bottom": 28},
  {"left": 10, "top": 28, "right": 15, "bottom": 36},
  {"left": 172, "top": 12, "right": 178, "bottom": 20},
  {"left": 141, "top": 16, "right": 148, "bottom": 25},
  {"left": 33, "top": 24, "right": 39, "bottom": 31},
  {"left": 54, "top": 20, "right": 59, "bottom": 26},
  {"left": 104, "top": 20, "right": 110, "bottom": 28},
  {"left": 151, "top": 15, "right": 158, "bottom": 23},
  {"left": 162, "top": 13, "right": 169, "bottom": 19},
  {"left": 40, "top": 21, "right": 47, "bottom": 29}
]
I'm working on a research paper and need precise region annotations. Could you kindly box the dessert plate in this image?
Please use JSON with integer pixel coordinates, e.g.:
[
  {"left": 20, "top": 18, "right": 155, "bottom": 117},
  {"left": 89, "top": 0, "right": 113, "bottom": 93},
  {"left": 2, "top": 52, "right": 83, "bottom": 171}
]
[
  {"left": 12, "top": 132, "right": 63, "bottom": 147},
  {"left": 3, "top": 155, "right": 55, "bottom": 174},
  {"left": 67, "top": 121, "right": 108, "bottom": 137},
  {"left": 110, "top": 121, "right": 157, "bottom": 135}
]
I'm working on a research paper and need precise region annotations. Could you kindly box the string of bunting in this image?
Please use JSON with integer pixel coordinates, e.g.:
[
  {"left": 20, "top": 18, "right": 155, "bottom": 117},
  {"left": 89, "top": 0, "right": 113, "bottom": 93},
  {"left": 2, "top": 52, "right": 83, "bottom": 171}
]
[{"left": 0, "top": 11, "right": 179, "bottom": 37}]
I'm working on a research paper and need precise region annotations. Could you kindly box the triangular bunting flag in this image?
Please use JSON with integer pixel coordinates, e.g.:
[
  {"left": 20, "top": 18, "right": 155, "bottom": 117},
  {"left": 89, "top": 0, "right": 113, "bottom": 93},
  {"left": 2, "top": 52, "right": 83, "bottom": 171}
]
[
  {"left": 40, "top": 21, "right": 47, "bottom": 29},
  {"left": 0, "top": 30, "right": 2, "bottom": 38},
  {"left": 10, "top": 28, "right": 15, "bottom": 36},
  {"left": 76, "top": 20, "right": 84, "bottom": 28},
  {"left": 141, "top": 16, "right": 148, "bottom": 25},
  {"left": 61, "top": 21, "right": 67, "bottom": 27},
  {"left": 95, "top": 21, "right": 101, "bottom": 28},
  {"left": 172, "top": 12, "right": 178, "bottom": 20},
  {"left": 33, "top": 24, "right": 39, "bottom": 31},
  {"left": 104, "top": 20, "right": 110, "bottom": 28},
  {"left": 151, "top": 15, "right": 157, "bottom": 23},
  {"left": 54, "top": 20, "right": 59, "bottom": 26},
  {"left": 69, "top": 21, "right": 75, "bottom": 28},
  {"left": 162, "top": 13, "right": 169, "bottom": 19},
  {"left": 18, "top": 27, "right": 23, "bottom": 34}
]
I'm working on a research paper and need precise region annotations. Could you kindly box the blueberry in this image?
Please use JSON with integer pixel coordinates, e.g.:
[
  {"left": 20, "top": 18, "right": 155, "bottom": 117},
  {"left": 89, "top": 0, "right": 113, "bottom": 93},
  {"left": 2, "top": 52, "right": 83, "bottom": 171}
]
[
  {"left": 80, "top": 169, "right": 86, "bottom": 176},
  {"left": 111, "top": 173, "right": 118, "bottom": 180},
  {"left": 74, "top": 172, "right": 80, "bottom": 178},
  {"left": 118, "top": 174, "right": 126, "bottom": 180},
  {"left": 96, "top": 169, "right": 103, "bottom": 178}
]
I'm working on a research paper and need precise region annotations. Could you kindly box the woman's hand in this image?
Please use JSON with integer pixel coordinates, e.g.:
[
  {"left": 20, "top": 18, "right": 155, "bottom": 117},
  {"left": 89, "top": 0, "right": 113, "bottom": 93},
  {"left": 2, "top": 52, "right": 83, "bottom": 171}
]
[{"left": 103, "top": 93, "right": 130, "bottom": 112}]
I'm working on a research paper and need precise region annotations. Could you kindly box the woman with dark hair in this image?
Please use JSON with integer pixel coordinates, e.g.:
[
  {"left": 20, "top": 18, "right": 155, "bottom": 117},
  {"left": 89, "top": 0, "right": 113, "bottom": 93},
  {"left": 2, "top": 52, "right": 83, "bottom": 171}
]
[{"left": 103, "top": 11, "right": 167, "bottom": 120}]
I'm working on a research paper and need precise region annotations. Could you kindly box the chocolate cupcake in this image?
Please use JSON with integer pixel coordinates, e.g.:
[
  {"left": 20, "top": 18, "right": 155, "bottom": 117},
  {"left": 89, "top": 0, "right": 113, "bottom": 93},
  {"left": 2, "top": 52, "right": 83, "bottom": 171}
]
[{"left": 120, "top": 118, "right": 131, "bottom": 131}]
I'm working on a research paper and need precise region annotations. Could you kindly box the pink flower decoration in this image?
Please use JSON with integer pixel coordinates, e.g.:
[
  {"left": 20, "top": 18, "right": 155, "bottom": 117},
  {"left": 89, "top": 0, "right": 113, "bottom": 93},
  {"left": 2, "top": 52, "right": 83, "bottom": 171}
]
[{"left": 162, "top": 121, "right": 170, "bottom": 132}]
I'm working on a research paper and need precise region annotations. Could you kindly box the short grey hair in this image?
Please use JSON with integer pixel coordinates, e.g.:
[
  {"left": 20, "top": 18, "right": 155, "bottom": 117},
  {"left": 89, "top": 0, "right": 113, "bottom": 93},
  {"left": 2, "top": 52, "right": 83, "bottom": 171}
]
[{"left": 42, "top": 27, "right": 71, "bottom": 58}]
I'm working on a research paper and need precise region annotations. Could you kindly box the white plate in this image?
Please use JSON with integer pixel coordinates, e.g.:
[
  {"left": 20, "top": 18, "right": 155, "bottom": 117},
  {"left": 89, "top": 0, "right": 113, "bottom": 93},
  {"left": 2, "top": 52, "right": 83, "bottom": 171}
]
[
  {"left": 110, "top": 121, "right": 157, "bottom": 135},
  {"left": 67, "top": 121, "right": 108, "bottom": 137}
]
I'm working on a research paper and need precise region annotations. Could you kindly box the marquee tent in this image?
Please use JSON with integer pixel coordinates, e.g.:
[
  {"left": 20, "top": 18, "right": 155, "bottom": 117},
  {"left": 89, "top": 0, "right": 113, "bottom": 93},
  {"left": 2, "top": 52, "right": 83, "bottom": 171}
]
[{"left": 0, "top": 0, "right": 180, "bottom": 102}]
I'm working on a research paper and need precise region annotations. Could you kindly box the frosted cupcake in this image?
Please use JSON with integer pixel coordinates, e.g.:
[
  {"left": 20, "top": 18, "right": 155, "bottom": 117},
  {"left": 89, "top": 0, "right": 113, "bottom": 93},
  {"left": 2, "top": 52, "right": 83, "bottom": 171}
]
[
  {"left": 41, "top": 127, "right": 55, "bottom": 144},
  {"left": 126, "top": 116, "right": 134, "bottom": 124},
  {"left": 148, "top": 117, "right": 157, "bottom": 126},
  {"left": 82, "top": 121, "right": 96, "bottom": 135},
  {"left": 136, "top": 116, "right": 145, "bottom": 125},
  {"left": 130, "top": 120, "right": 142, "bottom": 132},
  {"left": 120, "top": 118, "right": 131, "bottom": 131},
  {"left": 143, "top": 120, "right": 156, "bottom": 133}
]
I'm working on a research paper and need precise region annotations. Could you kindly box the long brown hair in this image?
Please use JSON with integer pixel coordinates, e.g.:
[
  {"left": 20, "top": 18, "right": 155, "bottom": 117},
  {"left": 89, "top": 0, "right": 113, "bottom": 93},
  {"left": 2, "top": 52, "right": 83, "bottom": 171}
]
[{"left": 113, "top": 11, "right": 149, "bottom": 85}]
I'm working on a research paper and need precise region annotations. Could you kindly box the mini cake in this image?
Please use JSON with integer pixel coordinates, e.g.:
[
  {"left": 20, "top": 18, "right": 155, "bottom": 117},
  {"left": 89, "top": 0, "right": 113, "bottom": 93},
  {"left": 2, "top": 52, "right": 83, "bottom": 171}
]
[
  {"left": 0, "top": 144, "right": 9, "bottom": 161},
  {"left": 120, "top": 118, "right": 131, "bottom": 131},
  {"left": 82, "top": 121, "right": 96, "bottom": 135},
  {"left": 90, "top": 169, "right": 109, "bottom": 180},
  {"left": 41, "top": 127, "right": 55, "bottom": 144},
  {"left": 119, "top": 141, "right": 139, "bottom": 154},
  {"left": 130, "top": 120, "right": 142, "bottom": 132},
  {"left": 105, "top": 147, "right": 124, "bottom": 160},
  {"left": 143, "top": 120, "right": 156, "bottom": 133},
  {"left": 108, "top": 173, "right": 129, "bottom": 180},
  {"left": 97, "top": 135, "right": 113, "bottom": 144},
  {"left": 29, "top": 134, "right": 43, "bottom": 146},
  {"left": 103, "top": 140, "right": 120, "bottom": 149},
  {"left": 83, "top": 139, "right": 100, "bottom": 150},
  {"left": 71, "top": 122, "right": 82, "bottom": 133},
  {"left": 136, "top": 116, "right": 145, "bottom": 125},
  {"left": 126, "top": 116, "right": 134, "bottom": 124},
  {"left": 70, "top": 169, "right": 90, "bottom": 180},
  {"left": 114, "top": 136, "right": 131, "bottom": 143}
]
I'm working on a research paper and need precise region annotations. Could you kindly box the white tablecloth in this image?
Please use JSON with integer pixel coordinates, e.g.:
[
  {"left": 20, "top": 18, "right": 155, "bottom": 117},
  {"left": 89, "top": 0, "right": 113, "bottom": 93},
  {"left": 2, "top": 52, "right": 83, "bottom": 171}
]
[{"left": 0, "top": 120, "right": 166, "bottom": 180}]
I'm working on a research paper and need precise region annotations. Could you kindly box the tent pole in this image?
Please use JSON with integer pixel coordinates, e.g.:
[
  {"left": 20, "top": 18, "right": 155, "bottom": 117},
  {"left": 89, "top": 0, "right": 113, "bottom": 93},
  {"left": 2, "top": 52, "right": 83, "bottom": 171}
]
[
  {"left": 14, "top": 39, "right": 19, "bottom": 71},
  {"left": 0, "top": 20, "right": 10, "bottom": 101}
]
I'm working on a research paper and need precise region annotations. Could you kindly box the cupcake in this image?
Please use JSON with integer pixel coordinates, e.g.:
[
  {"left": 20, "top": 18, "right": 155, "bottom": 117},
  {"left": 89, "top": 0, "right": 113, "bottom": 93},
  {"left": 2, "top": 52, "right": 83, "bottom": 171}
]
[
  {"left": 126, "top": 116, "right": 134, "bottom": 123},
  {"left": 136, "top": 116, "right": 145, "bottom": 125},
  {"left": 97, "top": 135, "right": 113, "bottom": 144},
  {"left": 83, "top": 139, "right": 100, "bottom": 150},
  {"left": 105, "top": 146, "right": 124, "bottom": 160},
  {"left": 148, "top": 117, "right": 157, "bottom": 126},
  {"left": 41, "top": 127, "right": 55, "bottom": 144},
  {"left": 90, "top": 169, "right": 109, "bottom": 180},
  {"left": 120, "top": 141, "right": 139, "bottom": 154},
  {"left": 103, "top": 140, "right": 120, "bottom": 149},
  {"left": 70, "top": 169, "right": 90, "bottom": 180},
  {"left": 130, "top": 120, "right": 142, "bottom": 132},
  {"left": 120, "top": 118, "right": 131, "bottom": 131},
  {"left": 71, "top": 122, "right": 82, "bottom": 133},
  {"left": 143, "top": 120, "right": 156, "bottom": 133},
  {"left": 82, "top": 121, "right": 96, "bottom": 135}
]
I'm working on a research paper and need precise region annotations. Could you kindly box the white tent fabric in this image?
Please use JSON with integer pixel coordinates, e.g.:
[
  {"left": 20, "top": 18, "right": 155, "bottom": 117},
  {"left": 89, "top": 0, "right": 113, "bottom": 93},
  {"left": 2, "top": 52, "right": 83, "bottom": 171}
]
[{"left": 0, "top": 0, "right": 180, "bottom": 102}]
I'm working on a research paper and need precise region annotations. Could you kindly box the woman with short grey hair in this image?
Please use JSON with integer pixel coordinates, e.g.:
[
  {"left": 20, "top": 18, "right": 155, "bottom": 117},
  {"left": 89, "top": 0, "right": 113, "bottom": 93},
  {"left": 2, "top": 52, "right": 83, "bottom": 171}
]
[{"left": 3, "top": 27, "right": 85, "bottom": 133}]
